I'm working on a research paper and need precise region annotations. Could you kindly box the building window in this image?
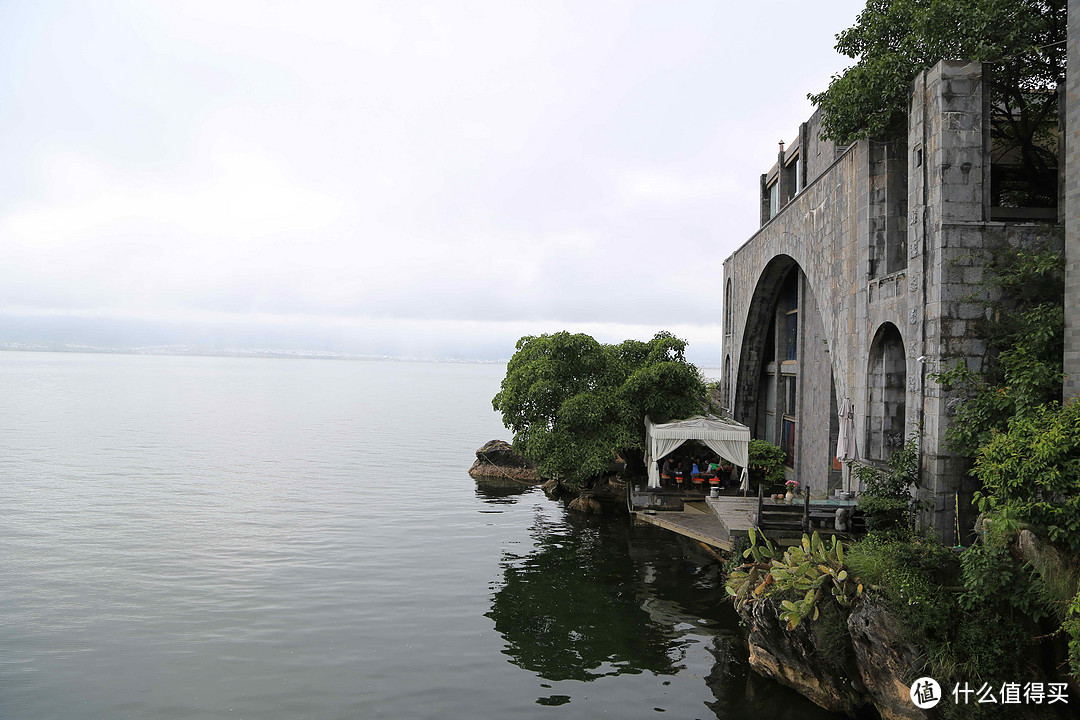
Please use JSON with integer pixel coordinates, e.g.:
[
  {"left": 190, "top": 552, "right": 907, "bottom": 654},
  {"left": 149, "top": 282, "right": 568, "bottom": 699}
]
[
  {"left": 781, "top": 375, "right": 796, "bottom": 468},
  {"left": 762, "top": 373, "right": 776, "bottom": 444},
  {"left": 783, "top": 313, "right": 798, "bottom": 361},
  {"left": 724, "top": 278, "right": 732, "bottom": 335},
  {"left": 783, "top": 153, "right": 801, "bottom": 204},
  {"left": 768, "top": 181, "right": 779, "bottom": 218},
  {"left": 782, "top": 418, "right": 796, "bottom": 468},
  {"left": 780, "top": 272, "right": 798, "bottom": 362},
  {"left": 754, "top": 266, "right": 803, "bottom": 467}
]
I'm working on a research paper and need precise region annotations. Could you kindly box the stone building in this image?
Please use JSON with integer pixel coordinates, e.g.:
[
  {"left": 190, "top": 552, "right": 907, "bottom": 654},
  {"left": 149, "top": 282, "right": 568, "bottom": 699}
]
[
  {"left": 1065, "top": 0, "right": 1079, "bottom": 400},
  {"left": 721, "top": 58, "right": 1068, "bottom": 542}
]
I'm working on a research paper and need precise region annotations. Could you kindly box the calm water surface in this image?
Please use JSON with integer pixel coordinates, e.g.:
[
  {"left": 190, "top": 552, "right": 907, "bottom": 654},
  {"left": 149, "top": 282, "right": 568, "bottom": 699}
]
[{"left": 0, "top": 352, "right": 841, "bottom": 719}]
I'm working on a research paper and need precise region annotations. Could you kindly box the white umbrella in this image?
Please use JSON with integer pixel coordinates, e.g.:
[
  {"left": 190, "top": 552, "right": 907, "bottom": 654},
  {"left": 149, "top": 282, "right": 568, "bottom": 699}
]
[{"left": 836, "top": 397, "right": 859, "bottom": 462}]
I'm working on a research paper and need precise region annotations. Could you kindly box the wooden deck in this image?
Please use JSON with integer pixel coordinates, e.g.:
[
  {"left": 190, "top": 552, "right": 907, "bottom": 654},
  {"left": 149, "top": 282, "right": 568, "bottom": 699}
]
[
  {"left": 706, "top": 496, "right": 757, "bottom": 539},
  {"left": 632, "top": 496, "right": 757, "bottom": 551},
  {"left": 632, "top": 491, "right": 862, "bottom": 550}
]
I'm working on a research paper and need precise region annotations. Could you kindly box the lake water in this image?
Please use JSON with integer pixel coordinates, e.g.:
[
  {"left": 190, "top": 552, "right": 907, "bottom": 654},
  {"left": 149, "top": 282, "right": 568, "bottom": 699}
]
[{"left": 0, "top": 352, "right": 841, "bottom": 719}]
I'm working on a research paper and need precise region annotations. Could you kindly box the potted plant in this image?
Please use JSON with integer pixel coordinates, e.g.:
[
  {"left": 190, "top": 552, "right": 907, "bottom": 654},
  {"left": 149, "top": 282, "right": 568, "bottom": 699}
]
[
  {"left": 747, "top": 439, "right": 786, "bottom": 494},
  {"left": 785, "top": 479, "right": 800, "bottom": 502}
]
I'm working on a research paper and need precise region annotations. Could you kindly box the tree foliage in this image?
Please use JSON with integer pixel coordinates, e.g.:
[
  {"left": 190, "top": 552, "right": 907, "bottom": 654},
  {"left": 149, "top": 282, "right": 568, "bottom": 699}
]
[
  {"left": 810, "top": 0, "right": 1066, "bottom": 197},
  {"left": 855, "top": 435, "right": 920, "bottom": 533},
  {"left": 925, "top": 239, "right": 1079, "bottom": 679},
  {"left": 973, "top": 401, "right": 1080, "bottom": 553},
  {"left": 492, "top": 331, "right": 705, "bottom": 487}
]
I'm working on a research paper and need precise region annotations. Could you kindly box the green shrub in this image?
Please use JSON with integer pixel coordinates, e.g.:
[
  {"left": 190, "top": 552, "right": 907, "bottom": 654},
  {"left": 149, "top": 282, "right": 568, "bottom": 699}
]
[
  {"left": 855, "top": 436, "right": 919, "bottom": 534},
  {"left": 845, "top": 533, "right": 959, "bottom": 644},
  {"left": 747, "top": 439, "right": 786, "bottom": 489},
  {"left": 959, "top": 541, "right": 1049, "bottom": 622},
  {"left": 846, "top": 532, "right": 1038, "bottom": 691},
  {"left": 972, "top": 400, "right": 1080, "bottom": 554},
  {"left": 727, "top": 530, "right": 862, "bottom": 630}
]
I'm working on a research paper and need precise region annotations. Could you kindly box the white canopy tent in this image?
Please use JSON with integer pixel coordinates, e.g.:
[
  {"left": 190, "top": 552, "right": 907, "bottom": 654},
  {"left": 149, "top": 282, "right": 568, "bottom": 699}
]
[{"left": 644, "top": 415, "right": 751, "bottom": 490}]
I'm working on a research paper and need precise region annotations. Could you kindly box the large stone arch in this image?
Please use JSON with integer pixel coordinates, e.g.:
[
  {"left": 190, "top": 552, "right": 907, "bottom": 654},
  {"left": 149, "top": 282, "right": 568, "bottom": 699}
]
[
  {"left": 733, "top": 254, "right": 798, "bottom": 427},
  {"left": 732, "top": 254, "right": 843, "bottom": 489}
]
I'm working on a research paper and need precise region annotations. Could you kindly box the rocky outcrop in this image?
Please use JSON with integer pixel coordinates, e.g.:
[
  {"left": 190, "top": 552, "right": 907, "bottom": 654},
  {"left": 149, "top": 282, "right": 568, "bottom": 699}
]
[
  {"left": 468, "top": 440, "right": 540, "bottom": 483},
  {"left": 566, "top": 478, "right": 628, "bottom": 515},
  {"left": 741, "top": 597, "right": 930, "bottom": 720},
  {"left": 847, "top": 599, "right": 926, "bottom": 720},
  {"left": 568, "top": 495, "right": 604, "bottom": 514},
  {"left": 541, "top": 479, "right": 563, "bottom": 499},
  {"left": 741, "top": 599, "right": 868, "bottom": 716}
]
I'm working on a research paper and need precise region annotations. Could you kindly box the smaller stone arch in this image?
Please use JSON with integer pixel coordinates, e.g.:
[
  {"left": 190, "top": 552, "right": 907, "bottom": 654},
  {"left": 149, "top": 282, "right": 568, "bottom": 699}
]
[{"left": 866, "top": 322, "right": 906, "bottom": 461}]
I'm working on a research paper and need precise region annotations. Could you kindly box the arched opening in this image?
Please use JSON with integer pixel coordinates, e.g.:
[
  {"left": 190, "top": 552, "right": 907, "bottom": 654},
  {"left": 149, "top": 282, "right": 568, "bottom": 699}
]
[
  {"left": 722, "top": 354, "right": 731, "bottom": 413},
  {"left": 733, "top": 255, "right": 797, "bottom": 426},
  {"left": 867, "top": 323, "right": 907, "bottom": 461},
  {"left": 734, "top": 255, "right": 840, "bottom": 490},
  {"left": 724, "top": 278, "right": 733, "bottom": 336}
]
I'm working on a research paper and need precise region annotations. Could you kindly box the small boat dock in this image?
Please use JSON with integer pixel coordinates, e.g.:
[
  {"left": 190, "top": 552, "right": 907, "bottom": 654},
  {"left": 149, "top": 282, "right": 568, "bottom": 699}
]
[
  {"left": 632, "top": 487, "right": 862, "bottom": 551},
  {"left": 632, "top": 495, "right": 757, "bottom": 551}
]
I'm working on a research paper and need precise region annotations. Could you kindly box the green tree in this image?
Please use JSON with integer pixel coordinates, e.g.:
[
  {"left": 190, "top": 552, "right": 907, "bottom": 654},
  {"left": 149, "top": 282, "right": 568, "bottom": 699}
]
[
  {"left": 810, "top": 0, "right": 1065, "bottom": 203},
  {"left": 492, "top": 331, "right": 706, "bottom": 487}
]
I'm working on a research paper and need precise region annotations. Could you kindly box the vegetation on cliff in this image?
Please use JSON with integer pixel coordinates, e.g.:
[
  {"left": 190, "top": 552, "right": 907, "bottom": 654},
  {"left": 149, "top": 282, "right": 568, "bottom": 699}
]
[
  {"left": 492, "top": 331, "right": 706, "bottom": 488},
  {"left": 932, "top": 239, "right": 1080, "bottom": 680}
]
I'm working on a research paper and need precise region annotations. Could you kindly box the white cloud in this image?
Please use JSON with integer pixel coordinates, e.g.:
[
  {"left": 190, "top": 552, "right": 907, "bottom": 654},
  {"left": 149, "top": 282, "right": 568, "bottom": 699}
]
[
  {"left": 7, "top": 152, "right": 343, "bottom": 245},
  {"left": 618, "top": 170, "right": 739, "bottom": 203},
  {"left": 0, "top": 0, "right": 868, "bottom": 359}
]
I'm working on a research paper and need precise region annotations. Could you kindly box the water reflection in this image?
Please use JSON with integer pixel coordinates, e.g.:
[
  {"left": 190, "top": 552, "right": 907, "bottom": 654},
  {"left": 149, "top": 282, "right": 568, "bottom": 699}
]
[
  {"left": 486, "top": 505, "right": 846, "bottom": 719},
  {"left": 487, "top": 512, "right": 684, "bottom": 681},
  {"left": 473, "top": 477, "right": 535, "bottom": 503}
]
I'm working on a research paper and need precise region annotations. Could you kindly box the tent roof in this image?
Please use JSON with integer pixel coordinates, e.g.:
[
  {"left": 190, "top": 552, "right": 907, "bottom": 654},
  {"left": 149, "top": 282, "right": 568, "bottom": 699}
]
[{"left": 646, "top": 415, "right": 750, "bottom": 441}]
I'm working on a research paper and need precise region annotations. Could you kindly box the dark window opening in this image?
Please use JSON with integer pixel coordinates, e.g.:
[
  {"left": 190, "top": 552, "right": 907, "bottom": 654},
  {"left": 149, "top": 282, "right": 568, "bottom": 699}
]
[
  {"left": 987, "top": 71, "right": 1059, "bottom": 220},
  {"left": 782, "top": 418, "right": 796, "bottom": 468}
]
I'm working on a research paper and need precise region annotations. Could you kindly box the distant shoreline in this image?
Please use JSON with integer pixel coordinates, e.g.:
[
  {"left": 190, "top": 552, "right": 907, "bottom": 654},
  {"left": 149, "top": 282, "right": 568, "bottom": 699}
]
[{"left": 0, "top": 346, "right": 509, "bottom": 364}]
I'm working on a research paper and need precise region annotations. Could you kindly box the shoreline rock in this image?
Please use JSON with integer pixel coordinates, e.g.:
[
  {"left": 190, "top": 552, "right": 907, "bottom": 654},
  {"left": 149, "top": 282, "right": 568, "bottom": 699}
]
[
  {"left": 741, "top": 599, "right": 868, "bottom": 717},
  {"left": 740, "top": 596, "right": 929, "bottom": 720},
  {"left": 468, "top": 440, "right": 540, "bottom": 484}
]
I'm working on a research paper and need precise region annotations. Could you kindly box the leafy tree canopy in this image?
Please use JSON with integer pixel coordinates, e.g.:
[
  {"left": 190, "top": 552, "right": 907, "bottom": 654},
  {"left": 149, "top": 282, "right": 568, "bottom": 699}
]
[
  {"left": 493, "top": 331, "right": 706, "bottom": 487},
  {"left": 810, "top": 0, "right": 1066, "bottom": 145}
]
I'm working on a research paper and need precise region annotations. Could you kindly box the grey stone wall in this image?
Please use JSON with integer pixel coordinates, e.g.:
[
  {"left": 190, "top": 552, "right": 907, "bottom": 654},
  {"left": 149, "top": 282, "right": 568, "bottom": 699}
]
[
  {"left": 800, "top": 280, "right": 841, "bottom": 494},
  {"left": 723, "top": 59, "right": 1062, "bottom": 542},
  {"left": 803, "top": 107, "right": 843, "bottom": 185},
  {"left": 1065, "top": 0, "right": 1080, "bottom": 400}
]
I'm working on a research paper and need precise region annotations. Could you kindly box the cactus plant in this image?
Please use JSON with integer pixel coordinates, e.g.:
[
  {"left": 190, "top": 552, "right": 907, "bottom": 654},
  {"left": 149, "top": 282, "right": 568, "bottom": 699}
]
[{"left": 726, "top": 530, "right": 864, "bottom": 630}]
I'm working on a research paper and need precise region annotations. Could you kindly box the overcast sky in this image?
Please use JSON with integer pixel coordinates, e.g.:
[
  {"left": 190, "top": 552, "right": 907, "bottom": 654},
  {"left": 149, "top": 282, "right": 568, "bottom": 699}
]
[{"left": 0, "top": 0, "right": 866, "bottom": 365}]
